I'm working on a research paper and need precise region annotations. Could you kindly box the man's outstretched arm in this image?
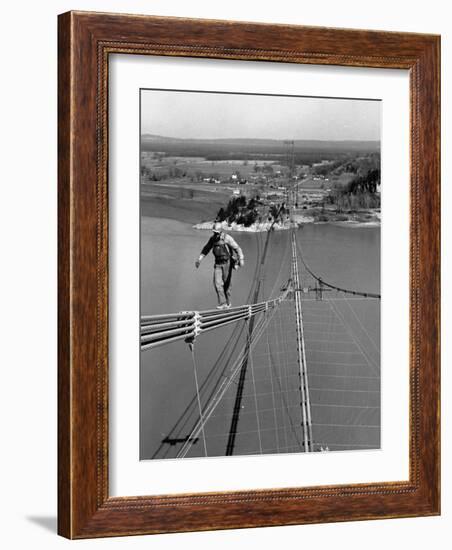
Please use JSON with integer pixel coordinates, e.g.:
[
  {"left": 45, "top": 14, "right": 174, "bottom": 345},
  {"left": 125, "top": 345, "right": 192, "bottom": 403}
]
[{"left": 195, "top": 237, "right": 214, "bottom": 268}]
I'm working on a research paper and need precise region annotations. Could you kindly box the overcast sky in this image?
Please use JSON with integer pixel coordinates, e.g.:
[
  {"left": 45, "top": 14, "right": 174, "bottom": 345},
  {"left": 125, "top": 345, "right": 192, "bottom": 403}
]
[{"left": 141, "top": 89, "right": 380, "bottom": 141}]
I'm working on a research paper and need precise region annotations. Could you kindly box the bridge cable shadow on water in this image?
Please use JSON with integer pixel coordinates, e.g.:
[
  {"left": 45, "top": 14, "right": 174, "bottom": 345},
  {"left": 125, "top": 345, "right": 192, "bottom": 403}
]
[{"left": 225, "top": 227, "right": 272, "bottom": 455}]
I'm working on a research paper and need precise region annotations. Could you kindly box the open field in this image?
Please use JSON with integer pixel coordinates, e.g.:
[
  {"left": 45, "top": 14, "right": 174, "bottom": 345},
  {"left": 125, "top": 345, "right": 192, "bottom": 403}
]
[
  {"left": 140, "top": 136, "right": 380, "bottom": 227},
  {"left": 141, "top": 153, "right": 278, "bottom": 180},
  {"left": 141, "top": 134, "right": 380, "bottom": 161}
]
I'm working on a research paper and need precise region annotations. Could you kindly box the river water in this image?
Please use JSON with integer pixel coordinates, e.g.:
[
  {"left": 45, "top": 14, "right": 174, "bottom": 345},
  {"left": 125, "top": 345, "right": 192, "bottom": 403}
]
[{"left": 140, "top": 218, "right": 380, "bottom": 459}]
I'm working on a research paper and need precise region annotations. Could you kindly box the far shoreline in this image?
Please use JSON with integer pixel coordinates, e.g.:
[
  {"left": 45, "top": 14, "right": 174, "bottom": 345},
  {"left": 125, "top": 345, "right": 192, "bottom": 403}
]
[
  {"left": 140, "top": 189, "right": 380, "bottom": 231},
  {"left": 141, "top": 212, "right": 381, "bottom": 233},
  {"left": 192, "top": 210, "right": 380, "bottom": 233}
]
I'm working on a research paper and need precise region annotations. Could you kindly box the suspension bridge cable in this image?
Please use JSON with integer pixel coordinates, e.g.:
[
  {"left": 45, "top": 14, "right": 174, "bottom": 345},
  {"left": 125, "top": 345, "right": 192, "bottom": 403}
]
[
  {"left": 267, "top": 325, "right": 303, "bottom": 449},
  {"left": 295, "top": 237, "right": 380, "bottom": 300},
  {"left": 151, "top": 231, "right": 265, "bottom": 459},
  {"left": 151, "top": 317, "right": 247, "bottom": 459},
  {"left": 277, "top": 306, "right": 290, "bottom": 450},
  {"left": 326, "top": 296, "right": 380, "bottom": 374},
  {"left": 343, "top": 296, "right": 380, "bottom": 356},
  {"left": 227, "top": 227, "right": 273, "bottom": 455},
  {"left": 291, "top": 232, "right": 313, "bottom": 452},
  {"left": 145, "top": 228, "right": 380, "bottom": 458},
  {"left": 266, "top": 325, "right": 281, "bottom": 453},
  {"left": 176, "top": 302, "right": 284, "bottom": 458},
  {"left": 140, "top": 294, "right": 288, "bottom": 351},
  {"left": 249, "top": 351, "right": 264, "bottom": 454},
  {"left": 190, "top": 346, "right": 208, "bottom": 458}
]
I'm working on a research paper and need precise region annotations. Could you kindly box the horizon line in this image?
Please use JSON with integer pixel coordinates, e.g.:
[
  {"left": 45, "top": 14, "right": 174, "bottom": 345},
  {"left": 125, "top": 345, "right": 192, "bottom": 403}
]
[{"left": 140, "top": 133, "right": 380, "bottom": 143}]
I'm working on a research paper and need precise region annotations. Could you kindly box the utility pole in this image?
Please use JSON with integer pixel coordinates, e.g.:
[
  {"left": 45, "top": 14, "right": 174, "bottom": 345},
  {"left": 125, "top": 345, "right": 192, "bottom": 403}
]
[{"left": 283, "top": 140, "right": 295, "bottom": 208}]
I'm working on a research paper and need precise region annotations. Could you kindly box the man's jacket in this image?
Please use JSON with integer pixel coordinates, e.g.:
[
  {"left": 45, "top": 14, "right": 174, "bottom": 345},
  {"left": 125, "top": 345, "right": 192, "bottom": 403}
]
[{"left": 199, "top": 232, "right": 244, "bottom": 265}]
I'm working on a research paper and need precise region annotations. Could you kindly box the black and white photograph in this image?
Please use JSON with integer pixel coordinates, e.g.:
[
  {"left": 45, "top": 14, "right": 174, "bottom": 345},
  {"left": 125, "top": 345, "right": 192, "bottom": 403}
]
[{"left": 140, "top": 89, "right": 381, "bottom": 460}]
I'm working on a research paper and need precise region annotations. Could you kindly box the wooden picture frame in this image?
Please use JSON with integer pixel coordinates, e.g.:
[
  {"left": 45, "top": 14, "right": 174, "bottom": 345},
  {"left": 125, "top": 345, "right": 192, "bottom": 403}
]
[{"left": 58, "top": 11, "right": 440, "bottom": 539}]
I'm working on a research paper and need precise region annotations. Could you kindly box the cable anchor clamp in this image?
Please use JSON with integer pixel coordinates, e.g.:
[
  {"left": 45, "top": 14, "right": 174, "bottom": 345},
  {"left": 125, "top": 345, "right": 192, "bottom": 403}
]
[
  {"left": 186, "top": 311, "right": 201, "bottom": 349},
  {"left": 193, "top": 311, "right": 201, "bottom": 337}
]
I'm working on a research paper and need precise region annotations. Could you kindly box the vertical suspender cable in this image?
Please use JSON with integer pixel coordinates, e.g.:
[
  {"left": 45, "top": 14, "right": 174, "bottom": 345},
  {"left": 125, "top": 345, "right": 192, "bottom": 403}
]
[{"left": 190, "top": 347, "right": 208, "bottom": 457}]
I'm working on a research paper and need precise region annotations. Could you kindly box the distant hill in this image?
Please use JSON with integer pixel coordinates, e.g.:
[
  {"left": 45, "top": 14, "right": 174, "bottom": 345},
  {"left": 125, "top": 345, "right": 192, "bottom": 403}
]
[
  {"left": 141, "top": 134, "right": 183, "bottom": 142},
  {"left": 141, "top": 134, "right": 379, "bottom": 162},
  {"left": 141, "top": 134, "right": 379, "bottom": 150}
]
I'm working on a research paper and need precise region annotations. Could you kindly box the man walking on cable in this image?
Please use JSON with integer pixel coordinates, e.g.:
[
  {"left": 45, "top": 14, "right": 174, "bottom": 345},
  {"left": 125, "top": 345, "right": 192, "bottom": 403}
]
[{"left": 195, "top": 222, "right": 245, "bottom": 309}]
